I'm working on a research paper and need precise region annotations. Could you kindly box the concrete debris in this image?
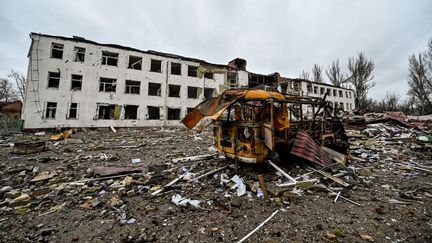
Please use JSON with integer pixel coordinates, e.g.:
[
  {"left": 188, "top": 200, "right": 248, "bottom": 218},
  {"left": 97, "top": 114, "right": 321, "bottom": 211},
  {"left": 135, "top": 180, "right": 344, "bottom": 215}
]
[
  {"left": 0, "top": 124, "right": 430, "bottom": 242},
  {"left": 230, "top": 175, "right": 246, "bottom": 197},
  {"left": 171, "top": 194, "right": 201, "bottom": 208}
]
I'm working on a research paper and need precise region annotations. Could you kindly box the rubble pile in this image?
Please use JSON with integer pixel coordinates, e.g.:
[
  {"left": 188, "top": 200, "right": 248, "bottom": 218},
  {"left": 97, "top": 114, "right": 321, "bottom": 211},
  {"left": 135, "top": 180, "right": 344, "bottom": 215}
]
[{"left": 0, "top": 124, "right": 431, "bottom": 242}]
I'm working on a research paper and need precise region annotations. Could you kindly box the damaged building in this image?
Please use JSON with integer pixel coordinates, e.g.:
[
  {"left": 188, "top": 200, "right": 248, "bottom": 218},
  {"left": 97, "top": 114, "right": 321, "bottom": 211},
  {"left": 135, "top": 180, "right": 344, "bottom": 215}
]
[{"left": 22, "top": 33, "right": 355, "bottom": 129}]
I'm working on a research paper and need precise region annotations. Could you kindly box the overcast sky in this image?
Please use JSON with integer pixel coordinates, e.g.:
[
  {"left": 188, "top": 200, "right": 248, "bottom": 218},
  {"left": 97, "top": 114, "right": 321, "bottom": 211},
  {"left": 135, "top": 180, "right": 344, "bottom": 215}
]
[{"left": 1, "top": 0, "right": 431, "bottom": 100}]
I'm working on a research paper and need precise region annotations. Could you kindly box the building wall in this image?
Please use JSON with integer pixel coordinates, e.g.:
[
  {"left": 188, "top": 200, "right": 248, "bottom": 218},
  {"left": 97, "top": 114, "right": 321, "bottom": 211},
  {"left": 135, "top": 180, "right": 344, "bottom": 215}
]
[
  {"left": 301, "top": 81, "right": 355, "bottom": 111},
  {"left": 22, "top": 35, "right": 247, "bottom": 129}
]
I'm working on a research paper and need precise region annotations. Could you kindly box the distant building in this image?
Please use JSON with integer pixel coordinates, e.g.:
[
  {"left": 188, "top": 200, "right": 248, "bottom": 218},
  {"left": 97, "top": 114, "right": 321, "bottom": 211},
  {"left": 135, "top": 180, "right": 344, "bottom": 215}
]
[
  {"left": 279, "top": 78, "right": 355, "bottom": 112},
  {"left": 22, "top": 33, "right": 355, "bottom": 129},
  {"left": 0, "top": 100, "right": 23, "bottom": 120}
]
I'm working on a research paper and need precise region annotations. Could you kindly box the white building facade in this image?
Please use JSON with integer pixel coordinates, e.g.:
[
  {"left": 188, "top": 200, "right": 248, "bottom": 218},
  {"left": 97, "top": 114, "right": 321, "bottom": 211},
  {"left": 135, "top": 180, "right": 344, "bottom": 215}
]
[
  {"left": 280, "top": 79, "right": 356, "bottom": 113},
  {"left": 22, "top": 33, "right": 248, "bottom": 129},
  {"left": 22, "top": 33, "right": 355, "bottom": 129}
]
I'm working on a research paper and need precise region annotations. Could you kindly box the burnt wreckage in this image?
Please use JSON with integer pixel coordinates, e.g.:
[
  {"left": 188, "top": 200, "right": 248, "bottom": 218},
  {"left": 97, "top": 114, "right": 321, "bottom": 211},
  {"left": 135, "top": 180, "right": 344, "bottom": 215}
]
[{"left": 182, "top": 89, "right": 348, "bottom": 166}]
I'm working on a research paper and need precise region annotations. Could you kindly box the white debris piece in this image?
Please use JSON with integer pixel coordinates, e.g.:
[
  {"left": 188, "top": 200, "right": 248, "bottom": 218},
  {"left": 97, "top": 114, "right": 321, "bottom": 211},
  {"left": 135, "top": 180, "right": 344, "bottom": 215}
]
[
  {"left": 231, "top": 175, "right": 246, "bottom": 197},
  {"left": 131, "top": 158, "right": 141, "bottom": 164},
  {"left": 291, "top": 187, "right": 304, "bottom": 196},
  {"left": 171, "top": 194, "right": 201, "bottom": 208},
  {"left": 257, "top": 188, "right": 264, "bottom": 198}
]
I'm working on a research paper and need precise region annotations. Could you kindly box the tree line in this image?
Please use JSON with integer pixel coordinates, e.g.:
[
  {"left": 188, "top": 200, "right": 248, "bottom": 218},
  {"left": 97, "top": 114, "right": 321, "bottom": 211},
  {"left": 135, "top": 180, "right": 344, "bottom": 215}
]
[
  {"left": 0, "top": 70, "right": 26, "bottom": 102},
  {"left": 300, "top": 38, "right": 432, "bottom": 115}
]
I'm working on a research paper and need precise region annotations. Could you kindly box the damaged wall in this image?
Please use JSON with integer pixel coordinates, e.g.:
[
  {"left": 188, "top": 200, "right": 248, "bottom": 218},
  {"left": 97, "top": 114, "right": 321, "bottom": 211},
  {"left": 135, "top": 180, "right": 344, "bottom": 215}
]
[{"left": 22, "top": 34, "right": 249, "bottom": 129}]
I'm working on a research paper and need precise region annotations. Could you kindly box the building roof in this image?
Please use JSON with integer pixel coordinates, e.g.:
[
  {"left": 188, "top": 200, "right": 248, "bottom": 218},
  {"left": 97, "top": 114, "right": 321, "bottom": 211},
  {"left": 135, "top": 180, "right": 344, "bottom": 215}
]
[{"left": 29, "top": 32, "right": 237, "bottom": 70}]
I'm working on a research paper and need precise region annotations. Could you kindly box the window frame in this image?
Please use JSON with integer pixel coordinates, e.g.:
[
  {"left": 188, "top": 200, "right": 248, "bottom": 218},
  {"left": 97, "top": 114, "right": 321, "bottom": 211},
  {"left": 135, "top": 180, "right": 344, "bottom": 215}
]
[
  {"left": 125, "top": 80, "right": 141, "bottom": 94},
  {"left": 51, "top": 43, "right": 64, "bottom": 59},
  {"left": 171, "top": 62, "right": 182, "bottom": 75},
  {"left": 73, "top": 47, "right": 85, "bottom": 62},
  {"left": 168, "top": 84, "right": 181, "bottom": 98},
  {"left": 45, "top": 102, "right": 57, "bottom": 119},
  {"left": 47, "top": 71, "right": 61, "bottom": 89},
  {"left": 128, "top": 55, "right": 142, "bottom": 70},
  {"left": 147, "top": 106, "right": 161, "bottom": 120},
  {"left": 123, "top": 105, "right": 139, "bottom": 120},
  {"left": 101, "top": 51, "right": 119, "bottom": 66},
  {"left": 99, "top": 77, "right": 117, "bottom": 92},
  {"left": 67, "top": 102, "right": 79, "bottom": 119},
  {"left": 187, "top": 86, "right": 199, "bottom": 99},
  {"left": 148, "top": 82, "right": 162, "bottom": 96},
  {"left": 167, "top": 107, "right": 181, "bottom": 120},
  {"left": 71, "top": 74, "right": 82, "bottom": 91},
  {"left": 150, "top": 59, "right": 162, "bottom": 73},
  {"left": 187, "top": 65, "right": 198, "bottom": 77}
]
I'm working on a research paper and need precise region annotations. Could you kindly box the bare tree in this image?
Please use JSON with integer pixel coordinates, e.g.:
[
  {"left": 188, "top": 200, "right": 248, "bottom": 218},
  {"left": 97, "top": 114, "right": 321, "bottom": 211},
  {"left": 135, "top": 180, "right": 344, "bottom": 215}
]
[
  {"left": 312, "top": 64, "right": 324, "bottom": 83},
  {"left": 407, "top": 38, "right": 432, "bottom": 115},
  {"left": 8, "top": 70, "right": 26, "bottom": 101},
  {"left": 399, "top": 97, "right": 415, "bottom": 115},
  {"left": 0, "top": 78, "right": 18, "bottom": 102},
  {"left": 381, "top": 92, "right": 400, "bottom": 111},
  {"left": 326, "top": 59, "right": 347, "bottom": 87},
  {"left": 299, "top": 70, "right": 310, "bottom": 80},
  {"left": 347, "top": 52, "right": 375, "bottom": 110}
]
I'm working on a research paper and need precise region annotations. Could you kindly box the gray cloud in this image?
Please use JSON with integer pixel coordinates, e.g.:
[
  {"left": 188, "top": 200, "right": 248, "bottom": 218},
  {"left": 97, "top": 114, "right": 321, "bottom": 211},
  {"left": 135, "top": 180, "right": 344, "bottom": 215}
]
[{"left": 1, "top": 0, "right": 431, "bottom": 100}]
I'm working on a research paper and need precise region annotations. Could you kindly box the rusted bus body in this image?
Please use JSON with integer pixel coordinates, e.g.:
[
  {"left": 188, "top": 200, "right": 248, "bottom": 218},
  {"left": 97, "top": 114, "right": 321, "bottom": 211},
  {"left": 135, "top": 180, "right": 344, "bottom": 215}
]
[{"left": 182, "top": 89, "right": 348, "bottom": 164}]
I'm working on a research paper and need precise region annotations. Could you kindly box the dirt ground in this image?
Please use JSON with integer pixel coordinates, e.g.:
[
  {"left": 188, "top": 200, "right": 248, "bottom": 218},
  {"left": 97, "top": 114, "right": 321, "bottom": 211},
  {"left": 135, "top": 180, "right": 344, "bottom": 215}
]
[{"left": 0, "top": 126, "right": 431, "bottom": 242}]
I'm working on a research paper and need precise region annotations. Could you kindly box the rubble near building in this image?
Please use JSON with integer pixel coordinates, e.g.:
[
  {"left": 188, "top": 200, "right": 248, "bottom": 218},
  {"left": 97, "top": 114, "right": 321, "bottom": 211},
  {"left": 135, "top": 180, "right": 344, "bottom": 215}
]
[{"left": 0, "top": 108, "right": 431, "bottom": 241}]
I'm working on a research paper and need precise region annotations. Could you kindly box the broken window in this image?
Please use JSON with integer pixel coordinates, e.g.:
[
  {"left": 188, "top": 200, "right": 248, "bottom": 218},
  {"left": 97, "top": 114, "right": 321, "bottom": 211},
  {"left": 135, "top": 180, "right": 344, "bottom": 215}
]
[
  {"left": 98, "top": 105, "right": 115, "bottom": 119},
  {"left": 168, "top": 84, "right": 181, "bottom": 97},
  {"left": 339, "top": 102, "right": 344, "bottom": 109},
  {"left": 313, "top": 86, "right": 318, "bottom": 94},
  {"left": 99, "top": 77, "right": 117, "bottom": 92},
  {"left": 188, "top": 65, "right": 198, "bottom": 77},
  {"left": 349, "top": 92, "right": 352, "bottom": 99},
  {"left": 204, "top": 72, "right": 214, "bottom": 79},
  {"left": 45, "top": 102, "right": 57, "bottom": 119},
  {"left": 125, "top": 80, "right": 141, "bottom": 94},
  {"left": 71, "top": 74, "right": 82, "bottom": 90},
  {"left": 51, "top": 43, "right": 63, "bottom": 59},
  {"left": 97, "top": 104, "right": 121, "bottom": 119},
  {"left": 307, "top": 84, "right": 312, "bottom": 93},
  {"left": 280, "top": 83, "right": 288, "bottom": 94},
  {"left": 148, "top": 82, "right": 161, "bottom": 96},
  {"left": 188, "top": 86, "right": 199, "bottom": 99},
  {"left": 345, "top": 91, "right": 348, "bottom": 98},
  {"left": 350, "top": 103, "right": 352, "bottom": 110},
  {"left": 128, "top": 56, "right": 142, "bottom": 70},
  {"left": 74, "top": 47, "right": 85, "bottom": 62},
  {"left": 333, "top": 89, "right": 337, "bottom": 96},
  {"left": 150, "top": 59, "right": 162, "bottom": 72},
  {"left": 346, "top": 103, "right": 349, "bottom": 110},
  {"left": 147, "top": 106, "right": 160, "bottom": 120},
  {"left": 320, "top": 87, "right": 325, "bottom": 95},
  {"left": 293, "top": 82, "right": 300, "bottom": 92},
  {"left": 326, "top": 88, "right": 331, "bottom": 96},
  {"left": 68, "top": 103, "right": 78, "bottom": 119},
  {"left": 48, "top": 72, "right": 60, "bottom": 88},
  {"left": 167, "top": 108, "right": 180, "bottom": 120},
  {"left": 204, "top": 88, "right": 215, "bottom": 99},
  {"left": 124, "top": 105, "right": 138, "bottom": 120},
  {"left": 339, "top": 90, "right": 343, "bottom": 97},
  {"left": 227, "top": 72, "right": 238, "bottom": 87},
  {"left": 171, "top": 62, "right": 181, "bottom": 75},
  {"left": 102, "top": 51, "right": 118, "bottom": 66}
]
